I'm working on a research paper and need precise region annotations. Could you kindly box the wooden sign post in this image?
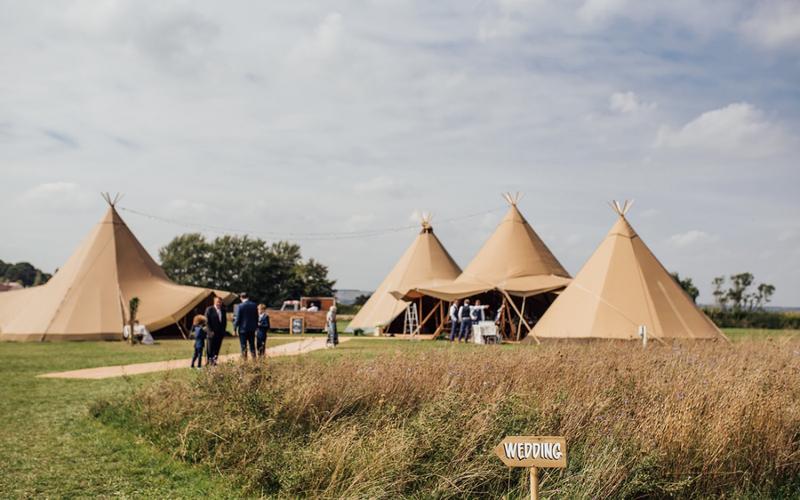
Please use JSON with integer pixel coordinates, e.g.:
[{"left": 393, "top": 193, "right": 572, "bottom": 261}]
[{"left": 494, "top": 436, "right": 567, "bottom": 500}]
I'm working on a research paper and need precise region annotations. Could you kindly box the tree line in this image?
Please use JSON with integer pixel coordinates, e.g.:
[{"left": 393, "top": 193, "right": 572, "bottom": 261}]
[
  {"left": 671, "top": 271, "right": 796, "bottom": 329},
  {"left": 0, "top": 259, "right": 51, "bottom": 287},
  {"left": 158, "top": 233, "right": 336, "bottom": 307}
]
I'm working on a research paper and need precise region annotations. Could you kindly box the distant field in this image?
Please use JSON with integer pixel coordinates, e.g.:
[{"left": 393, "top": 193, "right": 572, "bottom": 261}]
[
  {"left": 2, "top": 331, "right": 799, "bottom": 498},
  {"left": 722, "top": 328, "right": 800, "bottom": 341}
]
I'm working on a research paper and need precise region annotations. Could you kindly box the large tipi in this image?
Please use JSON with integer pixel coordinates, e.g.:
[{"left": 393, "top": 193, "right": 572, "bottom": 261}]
[
  {"left": 409, "top": 195, "right": 571, "bottom": 340},
  {"left": 529, "top": 201, "right": 727, "bottom": 341},
  {"left": 347, "top": 217, "right": 461, "bottom": 334},
  {"left": 0, "top": 196, "right": 232, "bottom": 341}
]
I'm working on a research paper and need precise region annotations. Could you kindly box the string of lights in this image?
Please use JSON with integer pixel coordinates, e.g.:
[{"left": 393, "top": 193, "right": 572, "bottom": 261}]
[{"left": 119, "top": 205, "right": 504, "bottom": 242}]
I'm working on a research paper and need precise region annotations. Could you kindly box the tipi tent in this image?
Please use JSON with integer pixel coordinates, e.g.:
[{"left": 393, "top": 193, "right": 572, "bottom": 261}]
[
  {"left": 0, "top": 196, "right": 232, "bottom": 341},
  {"left": 409, "top": 194, "right": 571, "bottom": 340},
  {"left": 347, "top": 218, "right": 462, "bottom": 334},
  {"left": 529, "top": 201, "right": 727, "bottom": 341}
]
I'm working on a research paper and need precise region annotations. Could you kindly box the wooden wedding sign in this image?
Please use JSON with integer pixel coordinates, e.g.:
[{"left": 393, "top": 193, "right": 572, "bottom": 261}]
[{"left": 494, "top": 436, "right": 567, "bottom": 500}]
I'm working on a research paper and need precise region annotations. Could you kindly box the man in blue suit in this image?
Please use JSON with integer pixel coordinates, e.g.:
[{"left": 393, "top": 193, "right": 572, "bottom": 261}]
[{"left": 234, "top": 292, "right": 259, "bottom": 359}]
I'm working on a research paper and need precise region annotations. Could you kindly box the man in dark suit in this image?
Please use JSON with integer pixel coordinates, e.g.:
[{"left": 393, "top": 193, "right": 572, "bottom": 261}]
[
  {"left": 234, "top": 292, "right": 259, "bottom": 359},
  {"left": 204, "top": 296, "right": 227, "bottom": 365}
]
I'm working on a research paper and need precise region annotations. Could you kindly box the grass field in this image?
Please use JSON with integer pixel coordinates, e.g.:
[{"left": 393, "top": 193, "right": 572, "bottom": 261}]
[
  {"left": 0, "top": 337, "right": 295, "bottom": 498},
  {"left": 1, "top": 329, "right": 798, "bottom": 498}
]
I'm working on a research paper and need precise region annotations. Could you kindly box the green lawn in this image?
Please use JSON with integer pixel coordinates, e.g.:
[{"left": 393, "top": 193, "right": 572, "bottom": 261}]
[
  {"left": 722, "top": 327, "right": 800, "bottom": 341},
  {"left": 0, "top": 337, "right": 295, "bottom": 498},
  {"left": 1, "top": 329, "right": 798, "bottom": 497}
]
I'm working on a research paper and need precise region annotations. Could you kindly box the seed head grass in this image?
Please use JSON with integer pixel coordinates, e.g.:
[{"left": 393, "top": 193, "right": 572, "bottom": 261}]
[{"left": 93, "top": 339, "right": 800, "bottom": 498}]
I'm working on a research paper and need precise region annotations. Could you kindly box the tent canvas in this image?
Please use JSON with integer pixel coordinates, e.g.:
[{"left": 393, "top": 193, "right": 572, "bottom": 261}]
[
  {"left": 0, "top": 198, "right": 233, "bottom": 341},
  {"left": 406, "top": 195, "right": 571, "bottom": 341},
  {"left": 410, "top": 195, "right": 571, "bottom": 301},
  {"left": 347, "top": 218, "right": 461, "bottom": 333},
  {"left": 529, "top": 201, "right": 727, "bottom": 341}
]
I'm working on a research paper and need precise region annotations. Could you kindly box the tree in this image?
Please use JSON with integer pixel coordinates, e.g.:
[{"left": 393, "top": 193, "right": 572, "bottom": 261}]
[
  {"left": 158, "top": 233, "right": 213, "bottom": 286},
  {"left": 727, "top": 272, "right": 754, "bottom": 311},
  {"left": 4, "top": 262, "right": 38, "bottom": 286},
  {"left": 712, "top": 276, "right": 728, "bottom": 309},
  {"left": 159, "top": 234, "right": 336, "bottom": 307},
  {"left": 752, "top": 283, "right": 775, "bottom": 311},
  {"left": 293, "top": 259, "right": 336, "bottom": 297},
  {"left": 671, "top": 272, "right": 699, "bottom": 303},
  {"left": 710, "top": 273, "right": 776, "bottom": 312},
  {"left": 354, "top": 293, "right": 371, "bottom": 306}
]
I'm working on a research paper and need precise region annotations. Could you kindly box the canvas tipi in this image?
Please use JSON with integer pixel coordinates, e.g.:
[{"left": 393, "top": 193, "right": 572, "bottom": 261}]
[
  {"left": 529, "top": 201, "right": 727, "bottom": 341},
  {"left": 347, "top": 217, "right": 462, "bottom": 334},
  {"left": 0, "top": 195, "right": 232, "bottom": 341},
  {"left": 409, "top": 194, "right": 571, "bottom": 340}
]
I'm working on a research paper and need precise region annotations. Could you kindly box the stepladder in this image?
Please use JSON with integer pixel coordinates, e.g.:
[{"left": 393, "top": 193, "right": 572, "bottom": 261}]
[{"left": 404, "top": 302, "right": 420, "bottom": 339}]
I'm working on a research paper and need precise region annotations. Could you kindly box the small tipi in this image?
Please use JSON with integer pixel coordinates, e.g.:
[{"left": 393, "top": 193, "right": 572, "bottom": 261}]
[
  {"left": 0, "top": 195, "right": 232, "bottom": 341},
  {"left": 530, "top": 201, "right": 727, "bottom": 341},
  {"left": 347, "top": 217, "right": 461, "bottom": 334}
]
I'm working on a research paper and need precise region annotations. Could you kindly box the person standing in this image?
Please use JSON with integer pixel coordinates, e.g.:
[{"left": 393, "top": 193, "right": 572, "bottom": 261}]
[
  {"left": 448, "top": 299, "right": 460, "bottom": 342},
  {"left": 204, "top": 296, "right": 227, "bottom": 365},
  {"left": 256, "top": 303, "right": 271, "bottom": 358},
  {"left": 458, "top": 298, "right": 472, "bottom": 343},
  {"left": 190, "top": 315, "right": 207, "bottom": 368},
  {"left": 326, "top": 305, "right": 338, "bottom": 347},
  {"left": 234, "top": 293, "right": 259, "bottom": 359}
]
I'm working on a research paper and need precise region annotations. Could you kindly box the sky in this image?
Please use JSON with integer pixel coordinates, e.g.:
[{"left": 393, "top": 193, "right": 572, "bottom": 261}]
[{"left": 0, "top": 0, "right": 798, "bottom": 306}]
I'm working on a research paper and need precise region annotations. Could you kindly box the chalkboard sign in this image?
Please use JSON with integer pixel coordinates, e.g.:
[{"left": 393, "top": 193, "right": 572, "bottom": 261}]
[{"left": 290, "top": 316, "right": 305, "bottom": 335}]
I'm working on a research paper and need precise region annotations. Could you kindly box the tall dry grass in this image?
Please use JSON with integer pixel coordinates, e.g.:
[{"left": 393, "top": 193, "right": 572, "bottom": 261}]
[{"left": 94, "top": 340, "right": 800, "bottom": 498}]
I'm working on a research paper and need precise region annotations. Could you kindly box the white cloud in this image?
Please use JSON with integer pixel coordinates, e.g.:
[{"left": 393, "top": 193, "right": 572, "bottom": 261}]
[
  {"left": 654, "top": 103, "right": 789, "bottom": 158},
  {"left": 289, "top": 12, "right": 343, "bottom": 63},
  {"left": 639, "top": 208, "right": 660, "bottom": 218},
  {"left": 344, "top": 213, "right": 376, "bottom": 232},
  {"left": 166, "top": 199, "right": 207, "bottom": 217},
  {"left": 668, "top": 230, "right": 718, "bottom": 248},
  {"left": 741, "top": 0, "right": 800, "bottom": 49},
  {"left": 609, "top": 91, "right": 655, "bottom": 113},
  {"left": 17, "top": 182, "right": 93, "bottom": 209},
  {"left": 577, "top": 0, "right": 630, "bottom": 25},
  {"left": 778, "top": 228, "right": 798, "bottom": 242},
  {"left": 353, "top": 176, "right": 406, "bottom": 196}
]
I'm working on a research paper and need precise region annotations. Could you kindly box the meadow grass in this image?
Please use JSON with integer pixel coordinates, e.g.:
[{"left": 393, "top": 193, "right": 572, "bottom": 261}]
[
  {"left": 94, "top": 336, "right": 800, "bottom": 498},
  {"left": 1, "top": 330, "right": 798, "bottom": 498}
]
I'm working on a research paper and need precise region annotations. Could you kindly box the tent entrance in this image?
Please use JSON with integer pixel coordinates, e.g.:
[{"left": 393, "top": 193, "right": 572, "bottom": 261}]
[
  {"left": 152, "top": 294, "right": 220, "bottom": 339},
  {"left": 385, "top": 295, "right": 447, "bottom": 336}
]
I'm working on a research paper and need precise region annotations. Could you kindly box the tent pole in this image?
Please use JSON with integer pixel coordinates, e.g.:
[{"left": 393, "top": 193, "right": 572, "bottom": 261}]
[
  {"left": 418, "top": 297, "right": 423, "bottom": 334},
  {"left": 502, "top": 290, "right": 538, "bottom": 344},
  {"left": 431, "top": 304, "right": 446, "bottom": 339},
  {"left": 503, "top": 296, "right": 513, "bottom": 340},
  {"left": 516, "top": 297, "right": 526, "bottom": 342},
  {"left": 417, "top": 302, "right": 439, "bottom": 334}
]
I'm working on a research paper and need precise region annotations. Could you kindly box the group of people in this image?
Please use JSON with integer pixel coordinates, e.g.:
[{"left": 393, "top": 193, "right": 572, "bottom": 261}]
[
  {"left": 190, "top": 293, "right": 271, "bottom": 368},
  {"left": 189, "top": 293, "right": 339, "bottom": 368},
  {"left": 447, "top": 298, "right": 492, "bottom": 343}
]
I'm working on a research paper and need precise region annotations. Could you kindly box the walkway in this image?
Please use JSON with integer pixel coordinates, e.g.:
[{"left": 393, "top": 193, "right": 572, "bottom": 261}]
[{"left": 38, "top": 337, "right": 350, "bottom": 380}]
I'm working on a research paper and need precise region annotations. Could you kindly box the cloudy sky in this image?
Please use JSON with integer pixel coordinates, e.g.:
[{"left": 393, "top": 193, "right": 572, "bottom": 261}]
[{"left": 1, "top": 1, "right": 798, "bottom": 305}]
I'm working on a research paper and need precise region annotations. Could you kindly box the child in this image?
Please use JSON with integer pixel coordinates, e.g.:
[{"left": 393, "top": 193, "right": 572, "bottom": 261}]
[
  {"left": 191, "top": 314, "right": 207, "bottom": 368},
  {"left": 256, "top": 303, "right": 270, "bottom": 358}
]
